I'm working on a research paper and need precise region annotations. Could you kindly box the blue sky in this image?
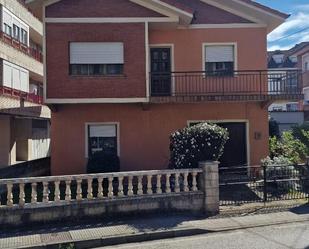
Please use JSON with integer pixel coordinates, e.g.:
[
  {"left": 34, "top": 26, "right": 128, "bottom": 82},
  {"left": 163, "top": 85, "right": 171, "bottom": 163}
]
[{"left": 255, "top": 0, "right": 309, "bottom": 51}]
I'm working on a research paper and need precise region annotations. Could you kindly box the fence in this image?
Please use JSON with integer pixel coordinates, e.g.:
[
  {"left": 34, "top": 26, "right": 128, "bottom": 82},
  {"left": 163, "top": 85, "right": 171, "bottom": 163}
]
[
  {"left": 0, "top": 163, "right": 220, "bottom": 228},
  {"left": 219, "top": 164, "right": 309, "bottom": 206},
  {"left": 0, "top": 168, "right": 201, "bottom": 207}
]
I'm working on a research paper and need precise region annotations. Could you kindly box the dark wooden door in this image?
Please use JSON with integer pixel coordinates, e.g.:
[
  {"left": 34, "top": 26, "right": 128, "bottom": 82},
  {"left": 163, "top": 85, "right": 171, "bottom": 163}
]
[
  {"left": 150, "top": 48, "right": 171, "bottom": 96},
  {"left": 217, "top": 122, "right": 247, "bottom": 168}
]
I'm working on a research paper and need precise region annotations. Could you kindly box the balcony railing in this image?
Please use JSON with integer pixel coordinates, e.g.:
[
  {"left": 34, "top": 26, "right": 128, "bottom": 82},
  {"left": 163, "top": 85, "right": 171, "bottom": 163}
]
[
  {"left": 150, "top": 70, "right": 303, "bottom": 102},
  {"left": 0, "top": 86, "right": 43, "bottom": 105},
  {"left": 0, "top": 31, "right": 43, "bottom": 63}
]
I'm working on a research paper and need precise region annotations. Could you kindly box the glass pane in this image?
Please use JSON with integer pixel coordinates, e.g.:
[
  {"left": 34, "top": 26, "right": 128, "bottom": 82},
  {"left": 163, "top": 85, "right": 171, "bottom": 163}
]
[{"left": 106, "top": 64, "right": 123, "bottom": 75}]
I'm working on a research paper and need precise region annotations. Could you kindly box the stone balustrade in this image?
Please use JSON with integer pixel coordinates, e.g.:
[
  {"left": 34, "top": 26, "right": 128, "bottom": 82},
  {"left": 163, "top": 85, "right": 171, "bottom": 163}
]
[{"left": 0, "top": 168, "right": 202, "bottom": 208}]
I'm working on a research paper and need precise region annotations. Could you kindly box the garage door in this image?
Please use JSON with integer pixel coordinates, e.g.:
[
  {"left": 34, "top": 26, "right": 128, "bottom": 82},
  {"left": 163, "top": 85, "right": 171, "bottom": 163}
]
[{"left": 217, "top": 122, "right": 247, "bottom": 168}]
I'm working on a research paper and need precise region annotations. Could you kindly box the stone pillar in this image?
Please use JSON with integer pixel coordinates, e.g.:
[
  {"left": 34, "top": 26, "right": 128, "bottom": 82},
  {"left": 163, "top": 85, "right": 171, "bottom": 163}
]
[{"left": 199, "top": 161, "right": 219, "bottom": 216}]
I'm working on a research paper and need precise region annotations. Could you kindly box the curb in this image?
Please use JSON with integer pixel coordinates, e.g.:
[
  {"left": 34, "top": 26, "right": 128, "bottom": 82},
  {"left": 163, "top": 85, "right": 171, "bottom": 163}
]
[{"left": 20, "top": 215, "right": 309, "bottom": 249}]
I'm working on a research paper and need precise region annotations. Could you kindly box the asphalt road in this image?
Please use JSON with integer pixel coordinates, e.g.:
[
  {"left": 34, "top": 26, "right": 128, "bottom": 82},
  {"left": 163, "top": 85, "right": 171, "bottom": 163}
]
[{"left": 97, "top": 221, "right": 309, "bottom": 249}]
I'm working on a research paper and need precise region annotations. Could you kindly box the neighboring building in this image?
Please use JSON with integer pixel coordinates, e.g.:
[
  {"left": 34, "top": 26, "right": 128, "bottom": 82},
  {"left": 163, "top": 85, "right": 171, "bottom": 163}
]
[
  {"left": 0, "top": 0, "right": 50, "bottom": 167},
  {"left": 28, "top": 0, "right": 302, "bottom": 175},
  {"left": 293, "top": 43, "right": 309, "bottom": 120},
  {"left": 268, "top": 43, "right": 309, "bottom": 132}
]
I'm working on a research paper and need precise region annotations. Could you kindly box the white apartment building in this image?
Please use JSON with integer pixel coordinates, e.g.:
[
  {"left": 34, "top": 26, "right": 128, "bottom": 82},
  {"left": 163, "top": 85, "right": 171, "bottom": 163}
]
[{"left": 0, "top": 0, "right": 50, "bottom": 167}]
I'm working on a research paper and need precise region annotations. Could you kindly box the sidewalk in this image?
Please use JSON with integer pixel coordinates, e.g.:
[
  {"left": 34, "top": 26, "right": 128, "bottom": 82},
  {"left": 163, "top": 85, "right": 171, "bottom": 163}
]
[{"left": 1, "top": 204, "right": 309, "bottom": 249}]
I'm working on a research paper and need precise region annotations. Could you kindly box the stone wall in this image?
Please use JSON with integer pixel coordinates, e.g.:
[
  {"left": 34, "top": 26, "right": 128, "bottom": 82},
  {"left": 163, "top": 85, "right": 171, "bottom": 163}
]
[{"left": 0, "top": 192, "right": 203, "bottom": 228}]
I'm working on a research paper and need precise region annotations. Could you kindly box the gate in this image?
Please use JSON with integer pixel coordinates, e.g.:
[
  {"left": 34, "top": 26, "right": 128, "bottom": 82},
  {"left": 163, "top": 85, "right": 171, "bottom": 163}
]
[{"left": 219, "top": 164, "right": 309, "bottom": 206}]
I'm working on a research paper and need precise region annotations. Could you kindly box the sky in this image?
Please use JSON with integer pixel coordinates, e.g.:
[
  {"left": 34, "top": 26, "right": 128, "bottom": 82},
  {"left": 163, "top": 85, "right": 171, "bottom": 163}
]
[{"left": 255, "top": 0, "right": 309, "bottom": 51}]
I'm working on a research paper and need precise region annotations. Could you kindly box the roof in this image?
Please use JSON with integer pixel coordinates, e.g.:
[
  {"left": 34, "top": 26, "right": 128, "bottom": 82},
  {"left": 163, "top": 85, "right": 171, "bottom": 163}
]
[
  {"left": 268, "top": 42, "right": 309, "bottom": 69},
  {"left": 237, "top": 0, "right": 290, "bottom": 19},
  {"left": 27, "top": 0, "right": 289, "bottom": 31}
]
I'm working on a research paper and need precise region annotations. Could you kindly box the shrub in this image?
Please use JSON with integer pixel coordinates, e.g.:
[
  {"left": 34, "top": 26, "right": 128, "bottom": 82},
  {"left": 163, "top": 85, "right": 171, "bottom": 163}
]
[
  {"left": 87, "top": 152, "right": 120, "bottom": 173},
  {"left": 261, "top": 156, "right": 292, "bottom": 167},
  {"left": 169, "top": 123, "right": 229, "bottom": 169},
  {"left": 269, "top": 131, "right": 307, "bottom": 165},
  {"left": 292, "top": 123, "right": 309, "bottom": 154}
]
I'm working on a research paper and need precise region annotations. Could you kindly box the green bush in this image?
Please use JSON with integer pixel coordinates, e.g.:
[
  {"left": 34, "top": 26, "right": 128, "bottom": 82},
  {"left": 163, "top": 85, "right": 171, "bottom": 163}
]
[
  {"left": 169, "top": 123, "right": 229, "bottom": 169},
  {"left": 87, "top": 152, "right": 120, "bottom": 173},
  {"left": 292, "top": 123, "right": 309, "bottom": 154},
  {"left": 269, "top": 131, "right": 307, "bottom": 164}
]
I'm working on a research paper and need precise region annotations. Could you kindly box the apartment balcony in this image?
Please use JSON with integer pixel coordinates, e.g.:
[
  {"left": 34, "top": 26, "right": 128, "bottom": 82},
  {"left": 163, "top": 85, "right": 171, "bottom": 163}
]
[
  {"left": 150, "top": 70, "right": 303, "bottom": 103},
  {"left": 0, "top": 86, "right": 43, "bottom": 104},
  {"left": 0, "top": 31, "right": 42, "bottom": 63},
  {"left": 0, "top": 86, "right": 50, "bottom": 118}
]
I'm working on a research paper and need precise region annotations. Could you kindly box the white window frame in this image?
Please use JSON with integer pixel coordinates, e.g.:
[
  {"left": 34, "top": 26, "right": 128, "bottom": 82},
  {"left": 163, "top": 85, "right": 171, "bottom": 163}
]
[
  {"left": 85, "top": 122, "right": 120, "bottom": 158},
  {"left": 202, "top": 42, "right": 238, "bottom": 72}
]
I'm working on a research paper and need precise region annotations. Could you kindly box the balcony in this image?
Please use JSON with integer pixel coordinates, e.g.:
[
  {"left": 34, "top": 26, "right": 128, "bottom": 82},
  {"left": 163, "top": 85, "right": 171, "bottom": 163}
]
[
  {"left": 0, "top": 31, "right": 43, "bottom": 63},
  {"left": 150, "top": 70, "right": 303, "bottom": 103},
  {"left": 0, "top": 86, "right": 43, "bottom": 105}
]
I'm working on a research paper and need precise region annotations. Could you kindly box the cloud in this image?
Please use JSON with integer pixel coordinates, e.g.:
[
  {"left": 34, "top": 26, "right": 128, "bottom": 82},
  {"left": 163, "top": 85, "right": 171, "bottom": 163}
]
[
  {"left": 268, "top": 12, "right": 309, "bottom": 42},
  {"left": 268, "top": 44, "right": 294, "bottom": 51}
]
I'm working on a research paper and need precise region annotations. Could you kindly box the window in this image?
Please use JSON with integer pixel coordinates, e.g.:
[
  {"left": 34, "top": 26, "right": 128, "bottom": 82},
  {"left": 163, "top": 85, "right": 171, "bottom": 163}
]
[
  {"left": 4, "top": 23, "right": 12, "bottom": 36},
  {"left": 70, "top": 42, "right": 124, "bottom": 76},
  {"left": 20, "top": 29, "right": 28, "bottom": 45},
  {"left": 286, "top": 103, "right": 298, "bottom": 112},
  {"left": 2, "top": 60, "right": 29, "bottom": 92},
  {"left": 88, "top": 124, "right": 118, "bottom": 157},
  {"left": 13, "top": 24, "right": 20, "bottom": 40},
  {"left": 204, "top": 45, "right": 235, "bottom": 76}
]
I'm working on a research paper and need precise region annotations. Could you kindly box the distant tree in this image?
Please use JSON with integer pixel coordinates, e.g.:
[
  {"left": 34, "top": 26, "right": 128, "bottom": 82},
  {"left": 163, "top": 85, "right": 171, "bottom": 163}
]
[{"left": 269, "top": 118, "right": 280, "bottom": 138}]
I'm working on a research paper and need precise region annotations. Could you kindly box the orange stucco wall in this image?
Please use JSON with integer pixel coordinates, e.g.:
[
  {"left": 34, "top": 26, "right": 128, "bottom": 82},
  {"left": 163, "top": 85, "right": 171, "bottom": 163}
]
[
  {"left": 149, "top": 28, "right": 268, "bottom": 71},
  {"left": 51, "top": 103, "right": 269, "bottom": 175}
]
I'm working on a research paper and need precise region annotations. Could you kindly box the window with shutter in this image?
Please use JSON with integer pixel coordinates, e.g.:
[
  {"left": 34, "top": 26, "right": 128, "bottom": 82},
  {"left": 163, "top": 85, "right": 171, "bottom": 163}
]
[
  {"left": 69, "top": 42, "right": 124, "bottom": 76},
  {"left": 204, "top": 45, "right": 235, "bottom": 76}
]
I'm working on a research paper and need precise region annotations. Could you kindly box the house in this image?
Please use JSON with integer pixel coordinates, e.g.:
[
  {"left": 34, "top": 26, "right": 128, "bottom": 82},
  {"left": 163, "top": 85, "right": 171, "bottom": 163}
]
[
  {"left": 268, "top": 43, "right": 309, "bottom": 132},
  {"left": 27, "top": 0, "right": 302, "bottom": 175},
  {"left": 0, "top": 0, "right": 50, "bottom": 167},
  {"left": 292, "top": 43, "right": 309, "bottom": 120}
]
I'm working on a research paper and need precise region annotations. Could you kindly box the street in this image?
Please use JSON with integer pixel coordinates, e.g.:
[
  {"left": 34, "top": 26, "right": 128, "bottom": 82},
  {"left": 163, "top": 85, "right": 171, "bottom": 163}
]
[{"left": 98, "top": 221, "right": 309, "bottom": 249}]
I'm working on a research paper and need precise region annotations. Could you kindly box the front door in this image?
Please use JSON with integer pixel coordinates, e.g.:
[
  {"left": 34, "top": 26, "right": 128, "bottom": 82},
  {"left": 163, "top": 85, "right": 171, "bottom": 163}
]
[{"left": 150, "top": 48, "right": 171, "bottom": 96}]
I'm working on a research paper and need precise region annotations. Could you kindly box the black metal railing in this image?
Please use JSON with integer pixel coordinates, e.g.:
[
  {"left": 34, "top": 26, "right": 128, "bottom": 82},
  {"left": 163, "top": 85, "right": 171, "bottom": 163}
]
[
  {"left": 219, "top": 164, "right": 309, "bottom": 206},
  {"left": 150, "top": 70, "right": 303, "bottom": 98}
]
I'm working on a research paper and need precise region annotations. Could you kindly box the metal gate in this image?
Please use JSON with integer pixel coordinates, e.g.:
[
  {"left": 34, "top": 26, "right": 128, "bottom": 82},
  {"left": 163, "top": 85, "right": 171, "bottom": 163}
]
[{"left": 219, "top": 164, "right": 309, "bottom": 206}]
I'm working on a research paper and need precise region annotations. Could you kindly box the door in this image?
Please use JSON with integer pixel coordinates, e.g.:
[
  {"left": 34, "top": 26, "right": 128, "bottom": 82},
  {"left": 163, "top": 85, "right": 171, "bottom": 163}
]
[
  {"left": 218, "top": 122, "right": 247, "bottom": 168},
  {"left": 150, "top": 48, "right": 171, "bottom": 96}
]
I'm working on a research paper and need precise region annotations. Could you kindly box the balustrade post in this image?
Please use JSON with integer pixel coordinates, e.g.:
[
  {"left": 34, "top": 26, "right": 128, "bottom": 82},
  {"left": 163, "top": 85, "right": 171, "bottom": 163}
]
[
  {"left": 54, "top": 181, "right": 61, "bottom": 202},
  {"left": 108, "top": 177, "right": 114, "bottom": 198},
  {"left": 76, "top": 179, "right": 83, "bottom": 200},
  {"left": 192, "top": 172, "right": 198, "bottom": 191},
  {"left": 165, "top": 174, "right": 171, "bottom": 193},
  {"left": 156, "top": 175, "right": 162, "bottom": 194},
  {"left": 175, "top": 173, "right": 180, "bottom": 193},
  {"left": 7, "top": 183, "right": 13, "bottom": 207},
  {"left": 65, "top": 180, "right": 71, "bottom": 201},
  {"left": 118, "top": 177, "right": 124, "bottom": 197},
  {"left": 199, "top": 161, "right": 219, "bottom": 216},
  {"left": 97, "top": 177, "right": 104, "bottom": 199},
  {"left": 147, "top": 175, "right": 153, "bottom": 194},
  {"left": 87, "top": 178, "right": 93, "bottom": 199},
  {"left": 183, "top": 172, "right": 189, "bottom": 192},
  {"left": 19, "top": 183, "right": 25, "bottom": 206},
  {"left": 31, "top": 182, "right": 37, "bottom": 204},
  {"left": 128, "top": 176, "right": 134, "bottom": 196},
  {"left": 137, "top": 176, "right": 143, "bottom": 195},
  {"left": 43, "top": 181, "right": 49, "bottom": 203}
]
